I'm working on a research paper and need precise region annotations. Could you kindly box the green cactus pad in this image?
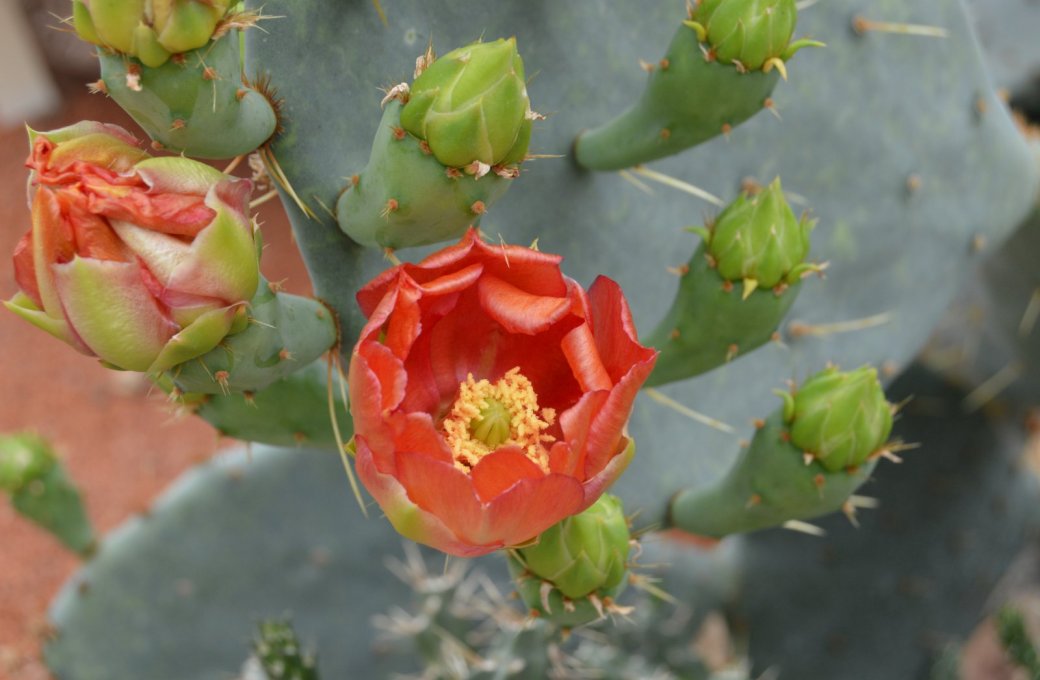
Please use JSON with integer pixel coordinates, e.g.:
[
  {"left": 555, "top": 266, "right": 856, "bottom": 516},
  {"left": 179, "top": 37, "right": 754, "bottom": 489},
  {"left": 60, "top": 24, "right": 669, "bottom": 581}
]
[
  {"left": 573, "top": 22, "right": 781, "bottom": 170},
  {"left": 168, "top": 280, "right": 337, "bottom": 395},
  {"left": 1, "top": 434, "right": 95, "bottom": 556},
  {"left": 668, "top": 410, "right": 877, "bottom": 538},
  {"left": 643, "top": 241, "right": 806, "bottom": 386},
  {"left": 96, "top": 30, "right": 277, "bottom": 159},
  {"left": 186, "top": 361, "right": 351, "bottom": 448},
  {"left": 337, "top": 101, "right": 513, "bottom": 250}
]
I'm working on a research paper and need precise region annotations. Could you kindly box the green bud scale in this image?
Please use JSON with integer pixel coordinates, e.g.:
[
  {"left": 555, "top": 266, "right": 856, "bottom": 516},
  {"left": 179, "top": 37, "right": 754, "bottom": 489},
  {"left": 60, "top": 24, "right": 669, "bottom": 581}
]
[
  {"left": 779, "top": 365, "right": 894, "bottom": 472},
  {"left": 508, "top": 495, "right": 631, "bottom": 627},
  {"left": 701, "top": 177, "right": 815, "bottom": 290},
  {"left": 73, "top": 0, "right": 231, "bottom": 68},
  {"left": 401, "top": 38, "right": 531, "bottom": 168},
  {"left": 687, "top": 0, "right": 797, "bottom": 71}
]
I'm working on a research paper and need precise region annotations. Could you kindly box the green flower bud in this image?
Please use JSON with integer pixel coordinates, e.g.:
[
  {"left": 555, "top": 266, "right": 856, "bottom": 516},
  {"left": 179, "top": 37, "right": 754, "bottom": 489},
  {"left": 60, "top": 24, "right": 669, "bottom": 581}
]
[
  {"left": 517, "top": 494, "right": 631, "bottom": 600},
  {"left": 780, "top": 366, "right": 893, "bottom": 472},
  {"left": 400, "top": 38, "right": 531, "bottom": 168},
  {"left": 0, "top": 433, "right": 56, "bottom": 493},
  {"left": 72, "top": 0, "right": 230, "bottom": 67},
  {"left": 689, "top": 0, "right": 797, "bottom": 71},
  {"left": 696, "top": 177, "right": 815, "bottom": 293}
]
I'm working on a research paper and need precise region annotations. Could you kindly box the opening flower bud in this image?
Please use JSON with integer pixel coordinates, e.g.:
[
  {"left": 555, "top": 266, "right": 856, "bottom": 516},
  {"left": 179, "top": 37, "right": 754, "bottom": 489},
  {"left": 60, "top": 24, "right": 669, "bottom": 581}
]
[
  {"left": 4, "top": 122, "right": 259, "bottom": 374},
  {"left": 688, "top": 0, "right": 798, "bottom": 71},
  {"left": 400, "top": 38, "right": 531, "bottom": 168},
  {"left": 781, "top": 366, "right": 893, "bottom": 471},
  {"left": 698, "top": 177, "right": 814, "bottom": 291}
]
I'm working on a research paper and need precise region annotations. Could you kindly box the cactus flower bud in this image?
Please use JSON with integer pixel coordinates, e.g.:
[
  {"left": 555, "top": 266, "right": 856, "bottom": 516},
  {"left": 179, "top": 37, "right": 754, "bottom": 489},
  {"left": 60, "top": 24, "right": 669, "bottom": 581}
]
[
  {"left": 72, "top": 0, "right": 231, "bottom": 68},
  {"left": 781, "top": 366, "right": 893, "bottom": 472},
  {"left": 697, "top": 177, "right": 815, "bottom": 293},
  {"left": 508, "top": 495, "right": 632, "bottom": 627},
  {"left": 516, "top": 494, "right": 631, "bottom": 600},
  {"left": 0, "top": 433, "right": 55, "bottom": 493},
  {"left": 400, "top": 38, "right": 531, "bottom": 168},
  {"left": 5, "top": 122, "right": 259, "bottom": 374},
  {"left": 688, "top": 0, "right": 797, "bottom": 71}
]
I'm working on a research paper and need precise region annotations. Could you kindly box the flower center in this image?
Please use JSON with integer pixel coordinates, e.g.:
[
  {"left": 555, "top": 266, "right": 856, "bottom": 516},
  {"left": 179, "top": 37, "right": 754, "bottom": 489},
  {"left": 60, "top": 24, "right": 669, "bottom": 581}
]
[{"left": 442, "top": 367, "right": 555, "bottom": 473}]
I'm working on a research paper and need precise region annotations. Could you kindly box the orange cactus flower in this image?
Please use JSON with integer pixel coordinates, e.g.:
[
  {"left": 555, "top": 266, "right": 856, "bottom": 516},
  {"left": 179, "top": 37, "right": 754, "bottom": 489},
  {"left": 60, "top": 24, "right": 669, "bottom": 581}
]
[{"left": 349, "top": 229, "right": 657, "bottom": 557}]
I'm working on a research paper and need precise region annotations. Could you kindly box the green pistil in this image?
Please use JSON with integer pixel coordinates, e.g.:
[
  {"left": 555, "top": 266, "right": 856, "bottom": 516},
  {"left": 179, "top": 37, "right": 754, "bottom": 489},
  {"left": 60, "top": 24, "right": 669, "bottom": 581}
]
[{"left": 470, "top": 399, "right": 512, "bottom": 448}]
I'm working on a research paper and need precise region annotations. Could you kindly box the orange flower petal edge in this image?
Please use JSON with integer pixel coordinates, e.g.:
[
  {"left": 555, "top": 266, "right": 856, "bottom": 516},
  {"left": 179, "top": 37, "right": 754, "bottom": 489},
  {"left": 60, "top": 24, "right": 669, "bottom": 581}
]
[{"left": 348, "top": 228, "right": 657, "bottom": 557}]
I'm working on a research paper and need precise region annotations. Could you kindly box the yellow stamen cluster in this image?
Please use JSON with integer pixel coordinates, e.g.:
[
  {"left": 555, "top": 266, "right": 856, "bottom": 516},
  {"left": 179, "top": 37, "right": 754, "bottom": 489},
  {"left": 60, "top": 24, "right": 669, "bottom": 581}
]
[{"left": 442, "top": 367, "right": 556, "bottom": 474}]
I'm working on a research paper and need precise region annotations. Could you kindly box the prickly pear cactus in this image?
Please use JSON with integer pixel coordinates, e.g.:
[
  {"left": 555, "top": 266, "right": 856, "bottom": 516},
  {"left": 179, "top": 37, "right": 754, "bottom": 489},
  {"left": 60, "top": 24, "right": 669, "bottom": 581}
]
[{"left": 13, "top": 0, "right": 1040, "bottom": 677}]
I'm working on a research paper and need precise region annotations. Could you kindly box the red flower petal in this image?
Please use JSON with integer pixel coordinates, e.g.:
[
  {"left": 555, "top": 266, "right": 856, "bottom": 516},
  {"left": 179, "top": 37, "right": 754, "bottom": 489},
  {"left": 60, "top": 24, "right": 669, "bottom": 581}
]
[
  {"left": 394, "top": 449, "right": 484, "bottom": 542},
  {"left": 560, "top": 323, "right": 613, "bottom": 392},
  {"left": 587, "top": 276, "right": 658, "bottom": 382},
  {"left": 558, "top": 389, "right": 610, "bottom": 477},
  {"left": 470, "top": 446, "right": 546, "bottom": 502},
  {"left": 355, "top": 439, "right": 489, "bottom": 557},
  {"left": 584, "top": 358, "right": 656, "bottom": 478},
  {"left": 389, "top": 412, "right": 453, "bottom": 465},
  {"left": 483, "top": 473, "right": 584, "bottom": 546},
  {"left": 477, "top": 274, "right": 571, "bottom": 334}
]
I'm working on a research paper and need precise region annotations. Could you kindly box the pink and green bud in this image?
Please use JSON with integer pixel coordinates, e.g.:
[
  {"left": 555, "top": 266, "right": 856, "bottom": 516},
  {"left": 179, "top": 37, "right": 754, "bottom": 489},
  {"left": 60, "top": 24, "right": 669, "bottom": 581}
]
[
  {"left": 5, "top": 121, "right": 258, "bottom": 374},
  {"left": 0, "top": 433, "right": 55, "bottom": 493},
  {"left": 778, "top": 366, "right": 894, "bottom": 472},
  {"left": 72, "top": 0, "right": 231, "bottom": 68},
  {"left": 400, "top": 38, "right": 531, "bottom": 168},
  {"left": 692, "top": 177, "right": 816, "bottom": 294}
]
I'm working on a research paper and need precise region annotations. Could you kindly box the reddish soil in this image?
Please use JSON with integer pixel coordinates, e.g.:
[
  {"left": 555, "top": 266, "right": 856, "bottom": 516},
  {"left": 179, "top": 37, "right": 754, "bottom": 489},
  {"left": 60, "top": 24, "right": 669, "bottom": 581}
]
[{"left": 0, "top": 82, "right": 310, "bottom": 680}]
